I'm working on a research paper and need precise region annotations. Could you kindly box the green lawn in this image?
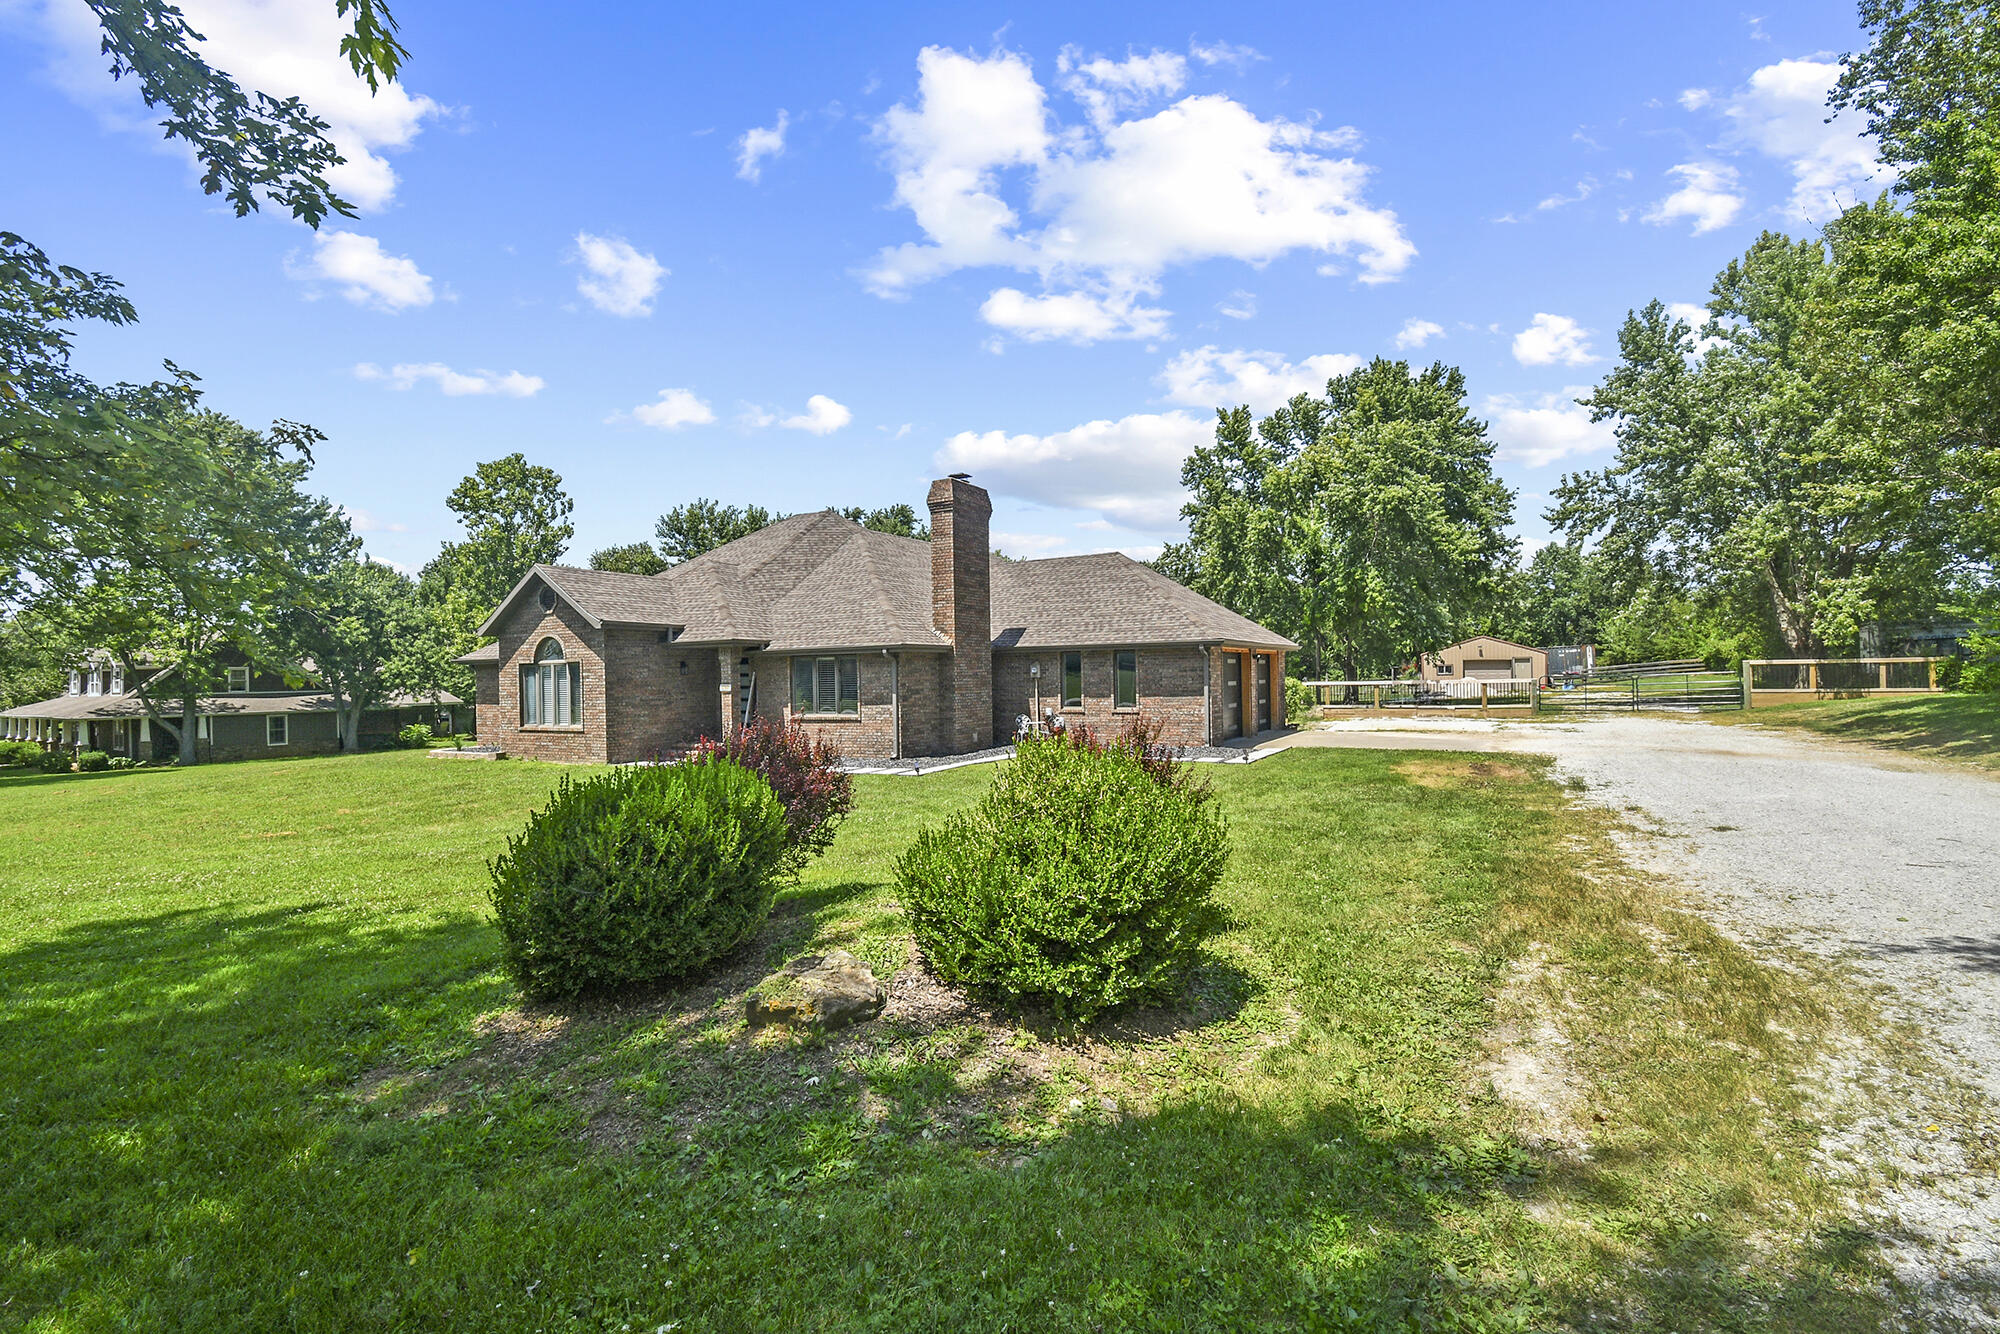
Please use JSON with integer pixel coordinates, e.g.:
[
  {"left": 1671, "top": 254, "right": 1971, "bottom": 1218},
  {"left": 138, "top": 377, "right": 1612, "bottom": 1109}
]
[
  {"left": 1720, "top": 692, "right": 2000, "bottom": 771},
  {"left": 0, "top": 750, "right": 1904, "bottom": 1331}
]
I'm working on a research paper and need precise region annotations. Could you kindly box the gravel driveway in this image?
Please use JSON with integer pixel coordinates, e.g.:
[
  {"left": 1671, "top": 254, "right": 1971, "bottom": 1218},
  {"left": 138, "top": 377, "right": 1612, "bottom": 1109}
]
[{"left": 1272, "top": 715, "right": 2000, "bottom": 1322}]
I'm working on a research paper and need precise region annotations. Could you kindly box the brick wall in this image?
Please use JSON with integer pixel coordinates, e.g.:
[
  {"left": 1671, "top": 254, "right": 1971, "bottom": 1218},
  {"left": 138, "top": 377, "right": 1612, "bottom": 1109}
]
[
  {"left": 605, "top": 628, "right": 719, "bottom": 763},
  {"left": 752, "top": 648, "right": 952, "bottom": 760},
  {"left": 993, "top": 646, "right": 1212, "bottom": 748},
  {"left": 490, "top": 582, "right": 608, "bottom": 764},
  {"left": 472, "top": 665, "right": 500, "bottom": 741}
]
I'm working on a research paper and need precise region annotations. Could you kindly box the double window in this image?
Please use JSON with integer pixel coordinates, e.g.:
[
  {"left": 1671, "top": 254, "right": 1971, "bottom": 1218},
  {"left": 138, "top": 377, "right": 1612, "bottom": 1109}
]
[
  {"left": 791, "top": 655, "right": 859, "bottom": 715},
  {"left": 521, "top": 637, "right": 582, "bottom": 726},
  {"left": 86, "top": 670, "right": 103, "bottom": 696},
  {"left": 1059, "top": 649, "right": 1139, "bottom": 710}
]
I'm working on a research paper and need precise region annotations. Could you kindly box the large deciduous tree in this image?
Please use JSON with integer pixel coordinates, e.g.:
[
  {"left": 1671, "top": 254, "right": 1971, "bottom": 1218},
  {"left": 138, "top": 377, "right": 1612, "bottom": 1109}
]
[
  {"left": 52, "top": 411, "right": 349, "bottom": 764},
  {"left": 1160, "top": 359, "right": 1516, "bottom": 683},
  {"left": 275, "top": 558, "right": 425, "bottom": 751},
  {"left": 414, "top": 455, "right": 575, "bottom": 703},
  {"left": 588, "top": 543, "right": 667, "bottom": 576},
  {"left": 1551, "top": 240, "right": 1964, "bottom": 655},
  {"left": 654, "top": 499, "right": 779, "bottom": 565}
]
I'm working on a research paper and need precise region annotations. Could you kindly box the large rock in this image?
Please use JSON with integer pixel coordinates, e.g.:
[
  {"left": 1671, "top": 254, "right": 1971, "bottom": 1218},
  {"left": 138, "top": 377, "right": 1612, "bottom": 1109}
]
[{"left": 746, "top": 950, "right": 886, "bottom": 1032}]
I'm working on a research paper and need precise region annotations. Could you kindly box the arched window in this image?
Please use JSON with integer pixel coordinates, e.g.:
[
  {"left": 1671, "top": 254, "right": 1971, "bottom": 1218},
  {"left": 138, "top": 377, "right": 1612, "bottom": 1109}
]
[{"left": 521, "top": 637, "right": 581, "bottom": 726}]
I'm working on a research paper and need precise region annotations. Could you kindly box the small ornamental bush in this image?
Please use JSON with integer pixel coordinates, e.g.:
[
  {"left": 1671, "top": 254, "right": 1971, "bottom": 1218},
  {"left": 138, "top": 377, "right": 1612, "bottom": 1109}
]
[
  {"left": 36, "top": 749, "right": 69, "bottom": 774},
  {"left": 692, "top": 716, "right": 854, "bottom": 872},
  {"left": 0, "top": 740, "right": 41, "bottom": 767},
  {"left": 1286, "top": 675, "right": 1318, "bottom": 726},
  {"left": 898, "top": 726, "right": 1229, "bottom": 1021},
  {"left": 396, "top": 723, "right": 435, "bottom": 749},
  {"left": 488, "top": 758, "right": 790, "bottom": 999},
  {"left": 74, "top": 749, "right": 110, "bottom": 773}
]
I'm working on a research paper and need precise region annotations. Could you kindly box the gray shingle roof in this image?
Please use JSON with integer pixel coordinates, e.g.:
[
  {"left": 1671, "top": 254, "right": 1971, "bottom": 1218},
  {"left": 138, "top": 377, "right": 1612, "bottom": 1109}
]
[
  {"left": 992, "top": 553, "right": 1297, "bottom": 651},
  {"left": 479, "top": 510, "right": 1293, "bottom": 654}
]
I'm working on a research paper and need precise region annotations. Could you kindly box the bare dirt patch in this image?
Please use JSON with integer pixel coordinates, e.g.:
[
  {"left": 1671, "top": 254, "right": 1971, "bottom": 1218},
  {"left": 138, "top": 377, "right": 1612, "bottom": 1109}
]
[
  {"left": 1475, "top": 944, "right": 1593, "bottom": 1159},
  {"left": 1396, "top": 757, "right": 1534, "bottom": 789}
]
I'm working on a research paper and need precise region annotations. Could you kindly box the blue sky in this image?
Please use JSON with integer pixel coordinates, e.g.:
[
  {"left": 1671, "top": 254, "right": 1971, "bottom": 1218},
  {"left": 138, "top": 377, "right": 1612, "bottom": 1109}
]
[{"left": 1, "top": 1, "right": 1888, "bottom": 572}]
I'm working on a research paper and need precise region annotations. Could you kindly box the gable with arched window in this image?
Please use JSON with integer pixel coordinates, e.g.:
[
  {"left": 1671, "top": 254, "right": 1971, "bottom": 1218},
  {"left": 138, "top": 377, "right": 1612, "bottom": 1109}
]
[{"left": 520, "top": 637, "right": 581, "bottom": 726}]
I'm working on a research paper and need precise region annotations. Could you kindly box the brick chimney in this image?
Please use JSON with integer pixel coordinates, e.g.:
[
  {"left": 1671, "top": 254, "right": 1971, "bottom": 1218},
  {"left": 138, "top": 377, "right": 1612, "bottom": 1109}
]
[{"left": 927, "top": 473, "right": 992, "bottom": 753}]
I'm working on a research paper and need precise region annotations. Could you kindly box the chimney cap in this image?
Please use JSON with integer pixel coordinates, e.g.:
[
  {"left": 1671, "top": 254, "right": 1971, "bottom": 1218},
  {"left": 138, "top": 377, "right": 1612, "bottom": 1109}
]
[{"left": 948, "top": 472, "right": 970, "bottom": 480}]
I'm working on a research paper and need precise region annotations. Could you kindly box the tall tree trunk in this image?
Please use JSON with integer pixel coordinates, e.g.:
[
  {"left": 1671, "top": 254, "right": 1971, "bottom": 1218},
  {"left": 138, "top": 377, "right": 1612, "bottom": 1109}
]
[
  {"left": 1763, "top": 563, "right": 1818, "bottom": 655},
  {"left": 179, "top": 693, "right": 198, "bottom": 766}
]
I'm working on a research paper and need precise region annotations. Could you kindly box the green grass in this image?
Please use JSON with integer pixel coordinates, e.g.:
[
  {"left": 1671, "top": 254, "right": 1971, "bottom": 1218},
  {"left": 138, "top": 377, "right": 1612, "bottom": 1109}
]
[
  {"left": 0, "top": 750, "right": 1907, "bottom": 1331},
  {"left": 1718, "top": 692, "right": 2000, "bottom": 770}
]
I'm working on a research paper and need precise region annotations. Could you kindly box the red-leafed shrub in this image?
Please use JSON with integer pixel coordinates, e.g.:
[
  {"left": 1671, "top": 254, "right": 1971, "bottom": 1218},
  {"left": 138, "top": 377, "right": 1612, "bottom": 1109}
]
[{"left": 692, "top": 716, "right": 855, "bottom": 871}]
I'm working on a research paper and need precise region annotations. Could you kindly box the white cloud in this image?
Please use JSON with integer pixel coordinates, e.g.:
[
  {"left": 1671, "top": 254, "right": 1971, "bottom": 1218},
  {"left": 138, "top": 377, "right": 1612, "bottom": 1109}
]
[
  {"left": 1536, "top": 176, "right": 1596, "bottom": 210},
  {"left": 1393, "top": 318, "right": 1444, "bottom": 351},
  {"left": 340, "top": 506, "right": 408, "bottom": 534},
  {"left": 866, "top": 46, "right": 1414, "bottom": 344},
  {"left": 1483, "top": 389, "right": 1615, "bottom": 467},
  {"left": 991, "top": 530, "right": 1073, "bottom": 558},
  {"left": 22, "top": 0, "right": 440, "bottom": 212},
  {"left": 1511, "top": 313, "right": 1598, "bottom": 367},
  {"left": 780, "top": 394, "right": 853, "bottom": 435},
  {"left": 1678, "top": 88, "right": 1713, "bottom": 111},
  {"left": 353, "top": 362, "right": 542, "bottom": 396},
  {"left": 289, "top": 231, "right": 434, "bottom": 310},
  {"left": 937, "top": 410, "right": 1213, "bottom": 529},
  {"left": 623, "top": 388, "right": 716, "bottom": 430},
  {"left": 1666, "top": 301, "right": 1728, "bottom": 355},
  {"left": 1188, "top": 38, "right": 1263, "bottom": 71},
  {"left": 572, "top": 232, "right": 666, "bottom": 317},
  {"left": 979, "top": 287, "right": 1170, "bottom": 342},
  {"left": 1642, "top": 162, "right": 1745, "bottom": 234},
  {"left": 1719, "top": 58, "right": 1892, "bottom": 220},
  {"left": 1057, "top": 47, "right": 1187, "bottom": 131},
  {"left": 1217, "top": 289, "right": 1257, "bottom": 320},
  {"left": 736, "top": 109, "right": 789, "bottom": 182},
  {"left": 1158, "top": 346, "right": 1362, "bottom": 412}
]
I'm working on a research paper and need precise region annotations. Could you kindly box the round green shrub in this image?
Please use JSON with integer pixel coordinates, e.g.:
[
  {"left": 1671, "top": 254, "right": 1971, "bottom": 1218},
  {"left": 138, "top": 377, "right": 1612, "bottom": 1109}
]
[
  {"left": 897, "top": 729, "right": 1230, "bottom": 1022},
  {"left": 397, "top": 722, "right": 435, "bottom": 748},
  {"left": 488, "top": 758, "right": 790, "bottom": 998},
  {"left": 36, "top": 749, "right": 69, "bottom": 774},
  {"left": 74, "top": 749, "right": 110, "bottom": 773},
  {"left": 0, "top": 740, "right": 42, "bottom": 767}
]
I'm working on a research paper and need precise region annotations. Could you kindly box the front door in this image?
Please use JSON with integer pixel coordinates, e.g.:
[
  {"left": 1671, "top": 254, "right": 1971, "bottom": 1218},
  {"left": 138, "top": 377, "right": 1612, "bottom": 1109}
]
[{"left": 1223, "top": 654, "right": 1242, "bottom": 738}]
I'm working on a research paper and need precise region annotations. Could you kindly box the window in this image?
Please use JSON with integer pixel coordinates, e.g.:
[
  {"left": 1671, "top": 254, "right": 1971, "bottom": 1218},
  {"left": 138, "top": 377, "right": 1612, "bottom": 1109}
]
[
  {"left": 520, "top": 637, "right": 582, "bottom": 726},
  {"left": 1061, "top": 652, "right": 1083, "bottom": 709},
  {"left": 110, "top": 668, "right": 123, "bottom": 694},
  {"left": 86, "top": 670, "right": 102, "bottom": 696},
  {"left": 791, "top": 655, "right": 859, "bottom": 715},
  {"left": 539, "top": 586, "right": 557, "bottom": 612},
  {"left": 266, "top": 714, "right": 288, "bottom": 746},
  {"left": 1114, "top": 650, "right": 1138, "bottom": 709},
  {"left": 226, "top": 666, "right": 250, "bottom": 692},
  {"left": 68, "top": 670, "right": 80, "bottom": 696}
]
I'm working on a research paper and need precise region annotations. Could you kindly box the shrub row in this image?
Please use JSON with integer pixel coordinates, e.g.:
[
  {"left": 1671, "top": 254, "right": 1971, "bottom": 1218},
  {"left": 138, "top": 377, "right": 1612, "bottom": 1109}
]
[{"left": 487, "top": 714, "right": 1229, "bottom": 1022}]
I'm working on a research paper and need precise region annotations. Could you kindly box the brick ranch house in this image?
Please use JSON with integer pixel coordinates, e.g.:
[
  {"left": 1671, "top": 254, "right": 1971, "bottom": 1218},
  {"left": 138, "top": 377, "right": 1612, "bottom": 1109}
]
[{"left": 459, "top": 475, "right": 1295, "bottom": 763}]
